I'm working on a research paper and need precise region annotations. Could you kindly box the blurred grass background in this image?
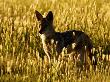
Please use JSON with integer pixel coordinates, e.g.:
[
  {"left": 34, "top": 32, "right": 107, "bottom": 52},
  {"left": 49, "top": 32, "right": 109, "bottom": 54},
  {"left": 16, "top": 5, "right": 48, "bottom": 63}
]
[{"left": 0, "top": 0, "right": 110, "bottom": 81}]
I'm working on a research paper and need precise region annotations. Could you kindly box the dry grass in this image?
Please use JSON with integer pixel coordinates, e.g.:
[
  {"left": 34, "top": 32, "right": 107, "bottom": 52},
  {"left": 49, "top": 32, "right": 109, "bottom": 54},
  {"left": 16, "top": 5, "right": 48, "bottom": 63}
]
[{"left": 0, "top": 0, "right": 110, "bottom": 82}]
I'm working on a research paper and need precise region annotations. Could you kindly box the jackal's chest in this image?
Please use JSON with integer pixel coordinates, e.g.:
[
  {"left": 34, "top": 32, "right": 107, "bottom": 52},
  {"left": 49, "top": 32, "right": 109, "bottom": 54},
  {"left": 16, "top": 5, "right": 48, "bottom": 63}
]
[
  {"left": 41, "top": 34, "right": 56, "bottom": 44},
  {"left": 40, "top": 34, "right": 57, "bottom": 52}
]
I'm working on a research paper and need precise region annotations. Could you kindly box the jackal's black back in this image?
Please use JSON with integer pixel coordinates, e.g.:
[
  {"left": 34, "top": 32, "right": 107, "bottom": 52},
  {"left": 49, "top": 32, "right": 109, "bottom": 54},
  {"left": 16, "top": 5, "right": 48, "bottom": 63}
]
[{"left": 60, "top": 30, "right": 92, "bottom": 48}]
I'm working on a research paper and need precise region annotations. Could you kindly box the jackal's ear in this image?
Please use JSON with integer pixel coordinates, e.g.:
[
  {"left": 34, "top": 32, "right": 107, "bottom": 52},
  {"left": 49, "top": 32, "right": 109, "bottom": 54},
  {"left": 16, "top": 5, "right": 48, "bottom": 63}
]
[
  {"left": 35, "top": 10, "right": 43, "bottom": 21},
  {"left": 46, "top": 11, "right": 53, "bottom": 23}
]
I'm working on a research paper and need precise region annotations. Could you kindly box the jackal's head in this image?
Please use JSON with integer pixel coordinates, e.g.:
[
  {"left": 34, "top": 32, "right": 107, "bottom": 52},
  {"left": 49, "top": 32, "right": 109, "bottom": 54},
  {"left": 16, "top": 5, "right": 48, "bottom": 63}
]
[{"left": 35, "top": 10, "right": 55, "bottom": 37}]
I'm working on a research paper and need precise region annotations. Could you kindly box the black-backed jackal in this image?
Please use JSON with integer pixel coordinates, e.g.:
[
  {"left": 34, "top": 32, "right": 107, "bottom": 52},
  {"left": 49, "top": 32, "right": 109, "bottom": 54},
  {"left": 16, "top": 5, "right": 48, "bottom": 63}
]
[{"left": 35, "top": 10, "right": 97, "bottom": 69}]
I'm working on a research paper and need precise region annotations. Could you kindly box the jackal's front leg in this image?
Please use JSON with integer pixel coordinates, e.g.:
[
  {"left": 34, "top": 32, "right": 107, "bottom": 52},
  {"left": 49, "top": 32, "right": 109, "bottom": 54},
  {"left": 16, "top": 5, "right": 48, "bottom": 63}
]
[{"left": 43, "top": 43, "right": 51, "bottom": 63}]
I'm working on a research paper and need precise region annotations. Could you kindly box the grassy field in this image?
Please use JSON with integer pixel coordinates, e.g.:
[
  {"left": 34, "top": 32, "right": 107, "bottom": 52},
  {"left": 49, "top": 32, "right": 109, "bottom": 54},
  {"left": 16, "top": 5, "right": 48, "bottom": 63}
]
[{"left": 0, "top": 0, "right": 110, "bottom": 82}]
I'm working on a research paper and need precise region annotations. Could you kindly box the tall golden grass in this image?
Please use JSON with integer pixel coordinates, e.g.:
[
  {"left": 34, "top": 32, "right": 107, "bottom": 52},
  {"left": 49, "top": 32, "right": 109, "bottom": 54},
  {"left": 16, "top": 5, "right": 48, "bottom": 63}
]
[{"left": 0, "top": 0, "right": 110, "bottom": 81}]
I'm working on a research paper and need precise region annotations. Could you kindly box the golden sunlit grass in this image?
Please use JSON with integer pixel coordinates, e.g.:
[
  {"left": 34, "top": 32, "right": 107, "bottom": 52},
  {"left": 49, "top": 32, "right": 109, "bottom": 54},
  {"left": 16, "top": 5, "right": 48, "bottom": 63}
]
[{"left": 0, "top": 0, "right": 110, "bottom": 82}]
